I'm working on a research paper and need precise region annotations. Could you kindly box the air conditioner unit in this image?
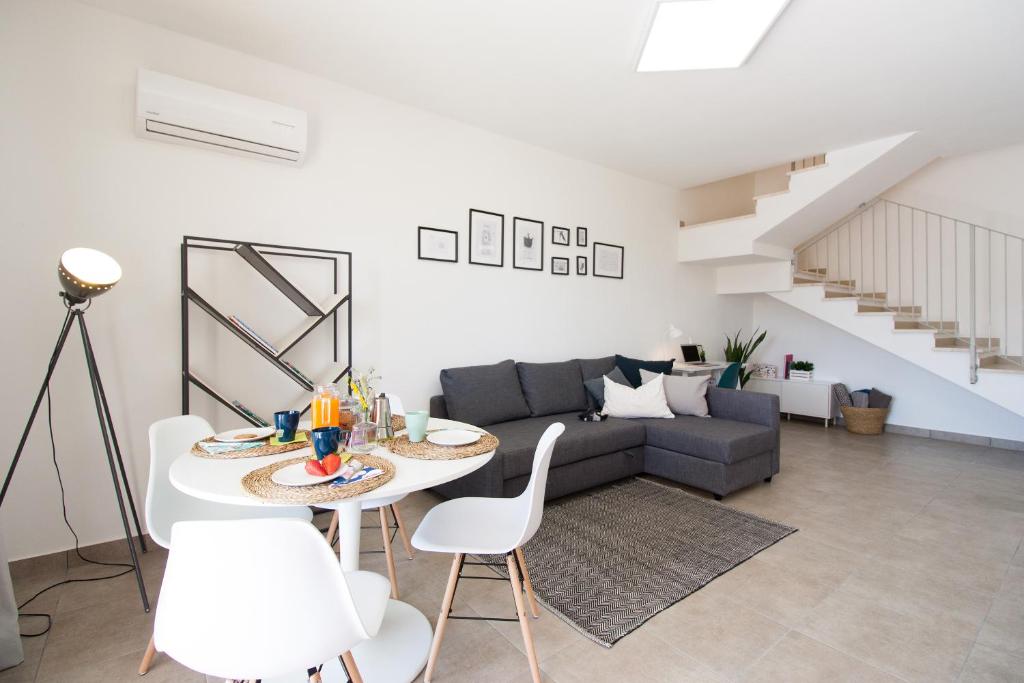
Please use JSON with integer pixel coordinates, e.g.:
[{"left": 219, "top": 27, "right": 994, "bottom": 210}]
[{"left": 135, "top": 69, "right": 307, "bottom": 165}]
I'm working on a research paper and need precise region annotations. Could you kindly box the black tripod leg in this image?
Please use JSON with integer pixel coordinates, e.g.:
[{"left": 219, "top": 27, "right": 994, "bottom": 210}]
[
  {"left": 78, "top": 315, "right": 147, "bottom": 553},
  {"left": 0, "top": 311, "right": 75, "bottom": 507},
  {"left": 77, "top": 313, "right": 150, "bottom": 612}
]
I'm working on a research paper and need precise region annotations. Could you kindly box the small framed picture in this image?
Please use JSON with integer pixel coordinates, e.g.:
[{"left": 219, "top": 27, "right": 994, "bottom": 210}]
[
  {"left": 576, "top": 226, "right": 588, "bottom": 247},
  {"left": 593, "top": 242, "right": 624, "bottom": 279},
  {"left": 552, "top": 226, "right": 570, "bottom": 246},
  {"left": 551, "top": 256, "right": 569, "bottom": 275},
  {"left": 576, "top": 255, "right": 587, "bottom": 275},
  {"left": 469, "top": 209, "right": 504, "bottom": 267},
  {"left": 513, "top": 217, "right": 544, "bottom": 271},
  {"left": 417, "top": 226, "right": 458, "bottom": 263}
]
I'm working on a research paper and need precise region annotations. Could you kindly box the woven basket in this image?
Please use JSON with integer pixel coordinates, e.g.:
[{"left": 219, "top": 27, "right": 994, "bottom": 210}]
[{"left": 841, "top": 406, "right": 888, "bottom": 435}]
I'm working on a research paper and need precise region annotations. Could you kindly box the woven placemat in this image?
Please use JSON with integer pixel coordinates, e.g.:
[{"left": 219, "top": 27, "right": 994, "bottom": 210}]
[
  {"left": 386, "top": 433, "right": 499, "bottom": 460},
  {"left": 240, "top": 454, "right": 395, "bottom": 504},
  {"left": 392, "top": 414, "right": 406, "bottom": 432},
  {"left": 191, "top": 431, "right": 312, "bottom": 459}
]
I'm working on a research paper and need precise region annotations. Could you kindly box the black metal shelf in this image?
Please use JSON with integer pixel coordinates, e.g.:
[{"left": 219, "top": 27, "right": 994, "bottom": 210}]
[{"left": 181, "top": 236, "right": 352, "bottom": 423}]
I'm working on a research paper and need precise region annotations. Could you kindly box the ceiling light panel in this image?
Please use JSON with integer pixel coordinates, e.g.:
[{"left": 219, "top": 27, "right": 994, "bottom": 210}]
[{"left": 637, "top": 0, "right": 791, "bottom": 72}]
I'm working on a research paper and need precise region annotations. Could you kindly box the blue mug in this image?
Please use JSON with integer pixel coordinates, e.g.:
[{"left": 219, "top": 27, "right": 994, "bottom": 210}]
[
  {"left": 311, "top": 426, "right": 341, "bottom": 460},
  {"left": 274, "top": 410, "right": 300, "bottom": 442}
]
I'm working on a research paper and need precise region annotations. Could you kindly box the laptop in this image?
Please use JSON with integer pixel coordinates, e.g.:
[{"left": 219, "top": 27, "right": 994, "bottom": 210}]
[{"left": 680, "top": 344, "right": 710, "bottom": 365}]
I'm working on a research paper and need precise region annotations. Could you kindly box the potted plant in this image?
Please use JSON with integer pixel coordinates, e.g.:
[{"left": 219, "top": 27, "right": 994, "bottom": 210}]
[
  {"left": 723, "top": 328, "right": 768, "bottom": 388},
  {"left": 789, "top": 360, "right": 814, "bottom": 381}
]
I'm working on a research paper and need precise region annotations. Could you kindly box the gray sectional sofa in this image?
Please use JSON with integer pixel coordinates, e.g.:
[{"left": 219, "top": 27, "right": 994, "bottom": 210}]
[{"left": 428, "top": 356, "right": 780, "bottom": 501}]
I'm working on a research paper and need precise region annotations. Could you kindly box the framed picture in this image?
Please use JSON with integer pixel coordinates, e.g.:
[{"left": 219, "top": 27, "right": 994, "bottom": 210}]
[
  {"left": 513, "top": 217, "right": 544, "bottom": 271},
  {"left": 593, "top": 242, "right": 624, "bottom": 279},
  {"left": 469, "top": 209, "right": 504, "bottom": 267},
  {"left": 576, "top": 255, "right": 587, "bottom": 275},
  {"left": 551, "top": 256, "right": 569, "bottom": 275},
  {"left": 552, "top": 226, "right": 570, "bottom": 246},
  {"left": 417, "top": 226, "right": 458, "bottom": 263},
  {"left": 576, "top": 226, "right": 588, "bottom": 247}
]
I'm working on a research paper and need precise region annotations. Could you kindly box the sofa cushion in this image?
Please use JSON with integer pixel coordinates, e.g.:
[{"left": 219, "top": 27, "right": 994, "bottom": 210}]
[
  {"left": 641, "top": 368, "right": 709, "bottom": 417},
  {"left": 516, "top": 360, "right": 587, "bottom": 417},
  {"left": 439, "top": 359, "right": 531, "bottom": 427},
  {"left": 577, "top": 355, "right": 618, "bottom": 380},
  {"left": 487, "top": 413, "right": 645, "bottom": 479},
  {"left": 614, "top": 354, "right": 674, "bottom": 387},
  {"left": 638, "top": 415, "right": 775, "bottom": 465}
]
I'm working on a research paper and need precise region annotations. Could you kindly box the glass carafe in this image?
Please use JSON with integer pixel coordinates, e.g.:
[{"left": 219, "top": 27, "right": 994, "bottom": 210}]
[{"left": 310, "top": 383, "right": 340, "bottom": 429}]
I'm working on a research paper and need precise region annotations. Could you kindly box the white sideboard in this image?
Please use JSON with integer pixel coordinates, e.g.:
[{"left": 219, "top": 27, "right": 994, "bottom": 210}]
[{"left": 744, "top": 377, "right": 837, "bottom": 427}]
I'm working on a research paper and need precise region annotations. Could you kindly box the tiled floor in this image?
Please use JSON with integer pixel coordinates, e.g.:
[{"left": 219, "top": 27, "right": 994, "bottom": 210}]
[{"left": 3, "top": 421, "right": 1023, "bottom": 682}]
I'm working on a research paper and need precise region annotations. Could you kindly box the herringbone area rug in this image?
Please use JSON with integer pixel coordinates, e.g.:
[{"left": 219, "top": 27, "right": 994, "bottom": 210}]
[{"left": 484, "top": 477, "right": 796, "bottom": 647}]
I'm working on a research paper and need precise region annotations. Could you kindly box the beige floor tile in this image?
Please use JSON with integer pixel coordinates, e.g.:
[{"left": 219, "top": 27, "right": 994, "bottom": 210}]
[
  {"left": 799, "top": 588, "right": 976, "bottom": 682},
  {"left": 706, "top": 557, "right": 840, "bottom": 629},
  {"left": 894, "top": 512, "right": 1022, "bottom": 564},
  {"left": 976, "top": 589, "right": 1024, "bottom": 658},
  {"left": 839, "top": 562, "right": 995, "bottom": 632},
  {"left": 643, "top": 590, "right": 788, "bottom": 680},
  {"left": 543, "top": 628, "right": 727, "bottom": 683},
  {"left": 0, "top": 632, "right": 46, "bottom": 683},
  {"left": 44, "top": 646, "right": 204, "bottom": 683},
  {"left": 741, "top": 631, "right": 902, "bottom": 682},
  {"left": 866, "top": 535, "right": 1010, "bottom": 595},
  {"left": 753, "top": 532, "right": 868, "bottom": 585},
  {"left": 958, "top": 643, "right": 1024, "bottom": 682}
]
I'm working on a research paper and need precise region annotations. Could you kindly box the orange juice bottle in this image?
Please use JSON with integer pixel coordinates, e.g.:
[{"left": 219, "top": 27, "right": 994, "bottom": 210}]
[{"left": 311, "top": 384, "right": 340, "bottom": 428}]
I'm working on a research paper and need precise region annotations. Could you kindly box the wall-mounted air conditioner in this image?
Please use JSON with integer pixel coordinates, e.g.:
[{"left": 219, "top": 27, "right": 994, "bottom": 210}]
[{"left": 135, "top": 69, "right": 308, "bottom": 165}]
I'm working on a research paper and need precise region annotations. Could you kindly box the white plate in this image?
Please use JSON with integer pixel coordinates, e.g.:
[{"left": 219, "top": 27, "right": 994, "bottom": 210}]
[
  {"left": 214, "top": 427, "right": 275, "bottom": 443},
  {"left": 426, "top": 429, "right": 481, "bottom": 447},
  {"left": 270, "top": 461, "right": 338, "bottom": 487}
]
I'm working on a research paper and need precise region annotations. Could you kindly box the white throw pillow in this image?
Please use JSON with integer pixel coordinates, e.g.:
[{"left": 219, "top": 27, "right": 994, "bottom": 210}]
[
  {"left": 601, "top": 373, "right": 674, "bottom": 419},
  {"left": 640, "top": 368, "right": 709, "bottom": 417}
]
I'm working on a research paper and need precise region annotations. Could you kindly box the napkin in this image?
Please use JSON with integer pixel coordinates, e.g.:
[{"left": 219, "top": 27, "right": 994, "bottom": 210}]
[
  {"left": 329, "top": 467, "right": 385, "bottom": 487},
  {"left": 198, "top": 441, "right": 264, "bottom": 455},
  {"left": 270, "top": 431, "right": 309, "bottom": 447}
]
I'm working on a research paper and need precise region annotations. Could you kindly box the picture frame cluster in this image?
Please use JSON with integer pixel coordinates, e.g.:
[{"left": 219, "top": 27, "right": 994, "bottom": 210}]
[{"left": 417, "top": 209, "right": 624, "bottom": 279}]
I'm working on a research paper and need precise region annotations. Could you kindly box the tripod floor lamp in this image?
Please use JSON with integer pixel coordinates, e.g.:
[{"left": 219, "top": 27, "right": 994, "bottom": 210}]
[{"left": 2, "top": 248, "right": 149, "bottom": 611}]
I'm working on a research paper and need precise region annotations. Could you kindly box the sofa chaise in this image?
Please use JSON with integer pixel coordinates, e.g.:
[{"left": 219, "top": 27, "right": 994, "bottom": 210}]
[{"left": 428, "top": 356, "right": 780, "bottom": 501}]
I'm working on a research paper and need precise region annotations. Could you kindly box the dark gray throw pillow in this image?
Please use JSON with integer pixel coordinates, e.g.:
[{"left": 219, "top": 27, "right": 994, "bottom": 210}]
[
  {"left": 583, "top": 367, "right": 631, "bottom": 409},
  {"left": 516, "top": 360, "right": 587, "bottom": 417},
  {"left": 868, "top": 388, "right": 893, "bottom": 409},
  {"left": 440, "top": 359, "right": 531, "bottom": 427}
]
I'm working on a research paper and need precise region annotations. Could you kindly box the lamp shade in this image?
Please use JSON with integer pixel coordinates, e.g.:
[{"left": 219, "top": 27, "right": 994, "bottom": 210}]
[{"left": 58, "top": 248, "right": 122, "bottom": 302}]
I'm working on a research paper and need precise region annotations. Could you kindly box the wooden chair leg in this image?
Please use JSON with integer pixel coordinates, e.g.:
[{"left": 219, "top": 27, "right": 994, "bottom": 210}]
[
  {"left": 514, "top": 547, "right": 540, "bottom": 619},
  {"left": 425, "top": 553, "right": 463, "bottom": 683},
  {"left": 138, "top": 633, "right": 157, "bottom": 675},
  {"left": 326, "top": 511, "right": 339, "bottom": 547},
  {"left": 506, "top": 553, "right": 542, "bottom": 683},
  {"left": 378, "top": 507, "right": 399, "bottom": 599},
  {"left": 391, "top": 504, "right": 415, "bottom": 560},
  {"left": 340, "top": 652, "right": 364, "bottom": 683}
]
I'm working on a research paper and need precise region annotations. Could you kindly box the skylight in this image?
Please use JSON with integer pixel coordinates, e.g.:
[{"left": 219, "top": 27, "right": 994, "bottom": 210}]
[{"left": 637, "top": 0, "right": 791, "bottom": 72}]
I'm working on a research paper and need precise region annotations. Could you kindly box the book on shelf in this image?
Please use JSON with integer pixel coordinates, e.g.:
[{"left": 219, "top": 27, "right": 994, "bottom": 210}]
[
  {"left": 231, "top": 400, "right": 270, "bottom": 426},
  {"left": 282, "top": 360, "right": 314, "bottom": 386},
  {"left": 228, "top": 315, "right": 280, "bottom": 356}
]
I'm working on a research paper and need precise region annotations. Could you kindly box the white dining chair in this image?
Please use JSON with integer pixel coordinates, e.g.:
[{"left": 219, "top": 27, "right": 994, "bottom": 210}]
[
  {"left": 412, "top": 422, "right": 565, "bottom": 683},
  {"left": 138, "top": 415, "right": 313, "bottom": 676},
  {"left": 154, "top": 518, "right": 390, "bottom": 683},
  {"left": 324, "top": 393, "right": 415, "bottom": 600}
]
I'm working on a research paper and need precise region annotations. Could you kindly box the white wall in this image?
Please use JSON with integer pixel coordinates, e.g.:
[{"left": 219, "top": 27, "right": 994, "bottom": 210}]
[
  {"left": 0, "top": 0, "right": 749, "bottom": 559},
  {"left": 679, "top": 173, "right": 756, "bottom": 226},
  {"left": 752, "top": 295, "right": 1024, "bottom": 441}
]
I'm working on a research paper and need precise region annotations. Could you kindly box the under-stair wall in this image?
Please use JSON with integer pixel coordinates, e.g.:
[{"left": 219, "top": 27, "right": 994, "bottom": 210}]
[{"left": 752, "top": 295, "right": 1024, "bottom": 445}]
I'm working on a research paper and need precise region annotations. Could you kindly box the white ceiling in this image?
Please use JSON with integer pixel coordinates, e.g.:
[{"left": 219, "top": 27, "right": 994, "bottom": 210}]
[{"left": 81, "top": 0, "right": 1024, "bottom": 188}]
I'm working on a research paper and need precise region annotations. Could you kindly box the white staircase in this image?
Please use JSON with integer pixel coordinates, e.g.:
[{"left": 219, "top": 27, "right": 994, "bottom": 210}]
[
  {"left": 678, "top": 132, "right": 937, "bottom": 294},
  {"left": 771, "top": 199, "right": 1024, "bottom": 418}
]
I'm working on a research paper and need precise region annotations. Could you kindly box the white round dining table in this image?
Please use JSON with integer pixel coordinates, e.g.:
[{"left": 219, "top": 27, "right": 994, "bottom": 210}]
[{"left": 168, "top": 417, "right": 494, "bottom": 683}]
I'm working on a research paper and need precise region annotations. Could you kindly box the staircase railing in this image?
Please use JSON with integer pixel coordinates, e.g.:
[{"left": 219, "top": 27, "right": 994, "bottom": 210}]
[{"left": 795, "top": 199, "right": 1024, "bottom": 382}]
